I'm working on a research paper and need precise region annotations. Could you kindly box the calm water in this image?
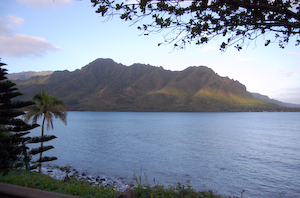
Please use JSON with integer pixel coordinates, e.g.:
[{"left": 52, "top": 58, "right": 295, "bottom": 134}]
[{"left": 29, "top": 112, "right": 300, "bottom": 198}]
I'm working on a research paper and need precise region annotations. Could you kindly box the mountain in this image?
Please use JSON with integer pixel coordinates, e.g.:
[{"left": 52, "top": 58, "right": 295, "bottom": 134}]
[
  {"left": 14, "top": 58, "right": 298, "bottom": 112},
  {"left": 251, "top": 93, "right": 300, "bottom": 108},
  {"left": 7, "top": 71, "right": 53, "bottom": 80}
]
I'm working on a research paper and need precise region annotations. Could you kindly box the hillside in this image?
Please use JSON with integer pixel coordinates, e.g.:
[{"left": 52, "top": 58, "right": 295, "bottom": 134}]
[
  {"left": 251, "top": 93, "right": 300, "bottom": 108},
  {"left": 14, "top": 58, "right": 296, "bottom": 112},
  {"left": 7, "top": 71, "right": 53, "bottom": 80}
]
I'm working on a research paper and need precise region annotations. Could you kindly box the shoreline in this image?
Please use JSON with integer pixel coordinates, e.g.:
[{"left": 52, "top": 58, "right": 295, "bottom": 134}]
[{"left": 33, "top": 165, "right": 130, "bottom": 192}]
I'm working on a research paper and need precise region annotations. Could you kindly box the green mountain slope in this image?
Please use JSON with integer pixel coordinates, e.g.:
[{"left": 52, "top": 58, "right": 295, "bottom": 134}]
[
  {"left": 14, "top": 58, "right": 297, "bottom": 112},
  {"left": 7, "top": 71, "right": 53, "bottom": 80}
]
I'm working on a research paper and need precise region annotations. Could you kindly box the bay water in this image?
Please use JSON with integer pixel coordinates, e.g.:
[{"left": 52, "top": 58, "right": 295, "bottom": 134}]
[{"left": 28, "top": 112, "right": 300, "bottom": 197}]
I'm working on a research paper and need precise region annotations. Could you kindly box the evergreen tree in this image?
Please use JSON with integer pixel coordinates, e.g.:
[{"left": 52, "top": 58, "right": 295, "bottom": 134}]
[
  {"left": 25, "top": 134, "right": 58, "bottom": 171},
  {"left": 0, "top": 60, "right": 39, "bottom": 174}
]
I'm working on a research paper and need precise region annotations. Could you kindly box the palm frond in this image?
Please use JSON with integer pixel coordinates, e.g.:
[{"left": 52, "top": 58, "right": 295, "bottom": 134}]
[
  {"left": 52, "top": 109, "right": 67, "bottom": 125},
  {"left": 23, "top": 90, "right": 67, "bottom": 172},
  {"left": 44, "top": 112, "right": 53, "bottom": 130}
]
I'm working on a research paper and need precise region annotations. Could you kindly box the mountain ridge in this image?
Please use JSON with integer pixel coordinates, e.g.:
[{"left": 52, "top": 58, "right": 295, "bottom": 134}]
[
  {"left": 7, "top": 71, "right": 53, "bottom": 80},
  {"left": 251, "top": 92, "right": 300, "bottom": 108},
  {"left": 14, "top": 58, "right": 299, "bottom": 112}
]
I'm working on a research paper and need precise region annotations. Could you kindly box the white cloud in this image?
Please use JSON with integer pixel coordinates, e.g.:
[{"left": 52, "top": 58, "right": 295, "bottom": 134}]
[
  {"left": 0, "top": 15, "right": 24, "bottom": 36},
  {"left": 284, "top": 51, "right": 300, "bottom": 57},
  {"left": 6, "top": 15, "right": 24, "bottom": 27},
  {"left": 271, "top": 87, "right": 300, "bottom": 104},
  {"left": 0, "top": 18, "right": 13, "bottom": 35},
  {"left": 0, "top": 16, "right": 61, "bottom": 57},
  {"left": 124, "top": 0, "right": 139, "bottom": 5},
  {"left": 201, "top": 46, "right": 216, "bottom": 52},
  {"left": 0, "top": 34, "right": 61, "bottom": 57},
  {"left": 233, "top": 56, "right": 251, "bottom": 62},
  {"left": 276, "top": 70, "right": 296, "bottom": 78},
  {"left": 17, "top": 0, "right": 71, "bottom": 10}
]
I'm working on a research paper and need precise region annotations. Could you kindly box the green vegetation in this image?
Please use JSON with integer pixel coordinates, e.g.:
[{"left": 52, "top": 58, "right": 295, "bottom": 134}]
[
  {"left": 2, "top": 60, "right": 249, "bottom": 198},
  {"left": 0, "top": 170, "right": 116, "bottom": 198},
  {"left": 0, "top": 169, "right": 237, "bottom": 198},
  {"left": 14, "top": 58, "right": 300, "bottom": 112},
  {"left": 134, "top": 184, "right": 231, "bottom": 198},
  {"left": 7, "top": 71, "right": 53, "bottom": 81},
  {"left": 24, "top": 90, "right": 67, "bottom": 173},
  {"left": 91, "top": 0, "right": 300, "bottom": 50},
  {"left": 0, "top": 60, "right": 39, "bottom": 174}
]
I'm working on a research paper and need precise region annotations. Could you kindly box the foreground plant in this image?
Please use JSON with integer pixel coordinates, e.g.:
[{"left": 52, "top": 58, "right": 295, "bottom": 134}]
[
  {"left": 134, "top": 182, "right": 234, "bottom": 198},
  {"left": 24, "top": 90, "right": 67, "bottom": 173},
  {"left": 0, "top": 60, "right": 39, "bottom": 174},
  {"left": 0, "top": 170, "right": 117, "bottom": 198},
  {"left": 131, "top": 168, "right": 236, "bottom": 198},
  {"left": 1, "top": 169, "right": 238, "bottom": 198}
]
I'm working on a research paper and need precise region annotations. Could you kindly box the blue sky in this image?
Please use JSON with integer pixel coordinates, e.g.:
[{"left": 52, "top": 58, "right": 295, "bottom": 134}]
[{"left": 0, "top": 0, "right": 300, "bottom": 104}]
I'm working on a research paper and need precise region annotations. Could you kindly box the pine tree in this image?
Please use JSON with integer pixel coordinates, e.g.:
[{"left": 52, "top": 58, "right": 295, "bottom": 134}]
[
  {"left": 0, "top": 60, "right": 39, "bottom": 174},
  {"left": 26, "top": 134, "right": 58, "bottom": 171}
]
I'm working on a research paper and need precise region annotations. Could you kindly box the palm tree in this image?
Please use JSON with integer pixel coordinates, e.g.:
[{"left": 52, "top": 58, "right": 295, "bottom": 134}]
[{"left": 24, "top": 90, "right": 67, "bottom": 173}]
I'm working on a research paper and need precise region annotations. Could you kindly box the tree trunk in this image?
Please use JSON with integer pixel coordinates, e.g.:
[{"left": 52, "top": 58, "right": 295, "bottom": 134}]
[{"left": 39, "top": 116, "right": 46, "bottom": 174}]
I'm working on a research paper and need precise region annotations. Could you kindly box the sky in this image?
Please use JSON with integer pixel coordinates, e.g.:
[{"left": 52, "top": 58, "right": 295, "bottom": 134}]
[{"left": 0, "top": 0, "right": 300, "bottom": 104}]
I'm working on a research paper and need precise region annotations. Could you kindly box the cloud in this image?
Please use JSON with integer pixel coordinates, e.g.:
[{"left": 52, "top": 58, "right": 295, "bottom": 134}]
[
  {"left": 0, "top": 15, "right": 24, "bottom": 35},
  {"left": 125, "top": 0, "right": 139, "bottom": 4},
  {"left": 0, "top": 18, "right": 13, "bottom": 35},
  {"left": 276, "top": 67, "right": 300, "bottom": 78},
  {"left": 201, "top": 46, "right": 216, "bottom": 52},
  {"left": 233, "top": 56, "right": 251, "bottom": 62},
  {"left": 0, "top": 16, "right": 61, "bottom": 57},
  {"left": 271, "top": 87, "right": 300, "bottom": 104},
  {"left": 284, "top": 51, "right": 300, "bottom": 57},
  {"left": 277, "top": 70, "right": 296, "bottom": 77},
  {"left": 17, "top": 0, "right": 71, "bottom": 10},
  {"left": 0, "top": 34, "right": 61, "bottom": 57},
  {"left": 6, "top": 15, "right": 24, "bottom": 27}
]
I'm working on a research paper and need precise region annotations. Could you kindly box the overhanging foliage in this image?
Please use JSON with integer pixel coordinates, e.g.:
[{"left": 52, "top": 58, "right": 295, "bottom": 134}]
[{"left": 91, "top": 0, "right": 300, "bottom": 50}]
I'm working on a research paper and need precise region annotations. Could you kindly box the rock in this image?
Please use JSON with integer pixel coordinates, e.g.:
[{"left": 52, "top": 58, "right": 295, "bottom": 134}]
[
  {"left": 115, "top": 189, "right": 135, "bottom": 198},
  {"left": 34, "top": 165, "right": 130, "bottom": 192}
]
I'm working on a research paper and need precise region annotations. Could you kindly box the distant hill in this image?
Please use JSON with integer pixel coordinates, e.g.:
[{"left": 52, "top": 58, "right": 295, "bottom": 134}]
[
  {"left": 14, "top": 58, "right": 299, "bottom": 112},
  {"left": 7, "top": 71, "right": 53, "bottom": 80},
  {"left": 251, "top": 93, "right": 300, "bottom": 108}
]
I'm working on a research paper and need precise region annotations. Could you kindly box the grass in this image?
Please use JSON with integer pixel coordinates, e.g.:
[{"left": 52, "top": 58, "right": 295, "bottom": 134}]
[
  {"left": 0, "top": 170, "right": 116, "bottom": 198},
  {"left": 0, "top": 169, "right": 238, "bottom": 198}
]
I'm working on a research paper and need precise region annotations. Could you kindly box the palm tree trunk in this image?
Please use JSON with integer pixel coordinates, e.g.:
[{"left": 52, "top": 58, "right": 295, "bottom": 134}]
[{"left": 39, "top": 116, "right": 46, "bottom": 174}]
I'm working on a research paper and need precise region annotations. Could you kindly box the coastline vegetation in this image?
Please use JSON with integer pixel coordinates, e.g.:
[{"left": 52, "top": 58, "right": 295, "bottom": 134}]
[
  {"left": 23, "top": 90, "right": 67, "bottom": 173},
  {"left": 0, "top": 170, "right": 116, "bottom": 198},
  {"left": 1, "top": 60, "right": 244, "bottom": 198},
  {"left": 0, "top": 169, "right": 238, "bottom": 198}
]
